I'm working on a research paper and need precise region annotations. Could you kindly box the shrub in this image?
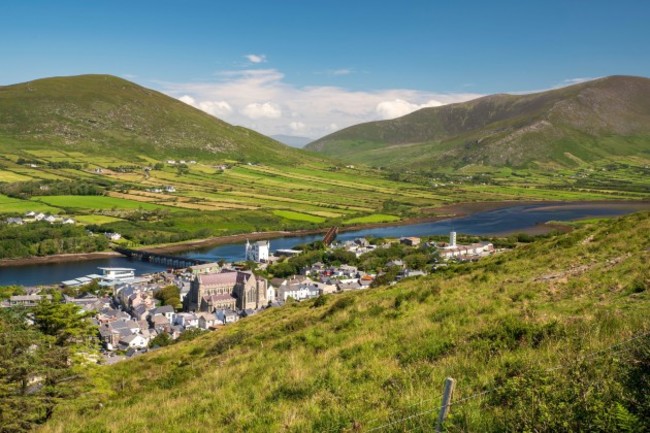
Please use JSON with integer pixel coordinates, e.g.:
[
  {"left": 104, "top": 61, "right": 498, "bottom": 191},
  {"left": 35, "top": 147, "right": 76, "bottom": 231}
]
[{"left": 322, "top": 296, "right": 355, "bottom": 318}]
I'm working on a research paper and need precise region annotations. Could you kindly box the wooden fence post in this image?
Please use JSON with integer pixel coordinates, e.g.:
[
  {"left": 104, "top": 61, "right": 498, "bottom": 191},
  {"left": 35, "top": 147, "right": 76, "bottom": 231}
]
[{"left": 436, "top": 377, "right": 456, "bottom": 433}]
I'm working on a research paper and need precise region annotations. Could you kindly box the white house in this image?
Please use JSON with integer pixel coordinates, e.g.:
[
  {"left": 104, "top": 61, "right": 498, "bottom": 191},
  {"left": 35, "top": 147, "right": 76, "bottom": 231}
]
[
  {"left": 62, "top": 218, "right": 75, "bottom": 224},
  {"left": 197, "top": 312, "right": 218, "bottom": 329},
  {"left": 104, "top": 232, "right": 122, "bottom": 241},
  {"left": 120, "top": 334, "right": 148, "bottom": 349},
  {"left": 34, "top": 213, "right": 46, "bottom": 221},
  {"left": 215, "top": 309, "right": 239, "bottom": 325},
  {"left": 278, "top": 283, "right": 320, "bottom": 301},
  {"left": 266, "top": 284, "right": 276, "bottom": 304},
  {"left": 174, "top": 312, "right": 199, "bottom": 329},
  {"left": 245, "top": 240, "right": 270, "bottom": 263},
  {"left": 150, "top": 305, "right": 176, "bottom": 323}
]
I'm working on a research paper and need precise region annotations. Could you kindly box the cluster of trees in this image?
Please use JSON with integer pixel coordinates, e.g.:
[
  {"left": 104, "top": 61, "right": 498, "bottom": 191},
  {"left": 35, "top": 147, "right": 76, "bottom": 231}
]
[
  {"left": 154, "top": 285, "right": 181, "bottom": 310},
  {"left": 0, "top": 297, "right": 98, "bottom": 432},
  {"left": 0, "top": 223, "right": 109, "bottom": 259},
  {"left": 267, "top": 241, "right": 440, "bottom": 278},
  {"left": 13, "top": 158, "right": 81, "bottom": 169},
  {"left": 0, "top": 285, "right": 25, "bottom": 300},
  {"left": 0, "top": 179, "right": 108, "bottom": 199}
]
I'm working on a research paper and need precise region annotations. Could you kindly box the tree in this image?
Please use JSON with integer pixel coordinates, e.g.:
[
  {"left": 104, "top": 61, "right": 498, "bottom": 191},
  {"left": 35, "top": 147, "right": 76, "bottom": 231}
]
[
  {"left": 154, "top": 285, "right": 181, "bottom": 310},
  {"left": 0, "top": 285, "right": 25, "bottom": 301},
  {"left": 0, "top": 308, "right": 72, "bottom": 432},
  {"left": 32, "top": 300, "right": 97, "bottom": 348},
  {"left": 149, "top": 332, "right": 172, "bottom": 348}
]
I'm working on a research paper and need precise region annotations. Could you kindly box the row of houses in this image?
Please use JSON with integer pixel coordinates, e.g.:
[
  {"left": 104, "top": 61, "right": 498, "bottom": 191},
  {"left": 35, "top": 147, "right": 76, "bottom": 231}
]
[{"left": 5, "top": 211, "right": 75, "bottom": 225}]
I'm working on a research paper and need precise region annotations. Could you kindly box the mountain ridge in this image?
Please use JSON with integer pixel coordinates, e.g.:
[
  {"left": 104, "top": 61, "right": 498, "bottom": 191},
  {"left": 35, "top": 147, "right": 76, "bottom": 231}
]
[
  {"left": 307, "top": 75, "right": 650, "bottom": 168},
  {"left": 0, "top": 74, "right": 307, "bottom": 164}
]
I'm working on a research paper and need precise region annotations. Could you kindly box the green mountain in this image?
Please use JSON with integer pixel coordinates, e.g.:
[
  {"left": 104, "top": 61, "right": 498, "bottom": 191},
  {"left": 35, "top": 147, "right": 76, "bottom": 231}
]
[
  {"left": 307, "top": 75, "right": 650, "bottom": 169},
  {"left": 40, "top": 212, "right": 650, "bottom": 432},
  {"left": 0, "top": 74, "right": 305, "bottom": 163}
]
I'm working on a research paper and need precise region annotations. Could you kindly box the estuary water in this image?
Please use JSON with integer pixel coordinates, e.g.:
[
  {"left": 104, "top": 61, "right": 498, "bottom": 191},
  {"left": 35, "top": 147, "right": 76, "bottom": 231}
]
[{"left": 0, "top": 202, "right": 645, "bottom": 286}]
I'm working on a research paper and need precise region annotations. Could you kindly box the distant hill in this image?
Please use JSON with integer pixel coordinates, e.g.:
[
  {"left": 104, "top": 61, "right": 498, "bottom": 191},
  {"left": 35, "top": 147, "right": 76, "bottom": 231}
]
[
  {"left": 271, "top": 134, "right": 313, "bottom": 148},
  {"left": 307, "top": 75, "right": 650, "bottom": 169},
  {"left": 0, "top": 74, "right": 307, "bottom": 164}
]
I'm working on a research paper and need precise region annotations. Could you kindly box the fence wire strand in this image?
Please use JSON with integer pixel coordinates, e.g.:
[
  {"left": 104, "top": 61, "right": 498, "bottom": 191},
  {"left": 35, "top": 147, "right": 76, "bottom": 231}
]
[{"left": 318, "top": 329, "right": 650, "bottom": 433}]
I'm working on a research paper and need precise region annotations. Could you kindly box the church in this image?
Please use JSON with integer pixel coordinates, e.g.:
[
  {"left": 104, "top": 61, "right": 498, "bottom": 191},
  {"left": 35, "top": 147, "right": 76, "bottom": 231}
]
[{"left": 183, "top": 270, "right": 268, "bottom": 312}]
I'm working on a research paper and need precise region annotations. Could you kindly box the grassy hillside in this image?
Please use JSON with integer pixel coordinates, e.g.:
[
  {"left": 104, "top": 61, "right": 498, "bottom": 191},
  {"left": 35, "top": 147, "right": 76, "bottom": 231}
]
[
  {"left": 0, "top": 74, "right": 305, "bottom": 164},
  {"left": 41, "top": 212, "right": 650, "bottom": 432},
  {"left": 307, "top": 76, "right": 650, "bottom": 169},
  {"left": 0, "top": 74, "right": 647, "bottom": 259}
]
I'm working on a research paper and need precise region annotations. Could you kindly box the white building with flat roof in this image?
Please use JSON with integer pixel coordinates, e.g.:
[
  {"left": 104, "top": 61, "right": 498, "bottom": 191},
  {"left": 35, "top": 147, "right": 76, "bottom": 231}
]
[{"left": 99, "top": 267, "right": 135, "bottom": 282}]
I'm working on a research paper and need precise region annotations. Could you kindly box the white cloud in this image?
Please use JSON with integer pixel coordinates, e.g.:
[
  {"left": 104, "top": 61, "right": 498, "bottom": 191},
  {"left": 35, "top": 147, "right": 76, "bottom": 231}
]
[
  {"left": 289, "top": 121, "right": 306, "bottom": 132},
  {"left": 245, "top": 54, "right": 266, "bottom": 64},
  {"left": 179, "top": 95, "right": 196, "bottom": 106},
  {"left": 198, "top": 100, "right": 233, "bottom": 117},
  {"left": 157, "top": 69, "right": 482, "bottom": 138},
  {"left": 561, "top": 77, "right": 596, "bottom": 86},
  {"left": 376, "top": 99, "right": 444, "bottom": 119},
  {"left": 241, "top": 102, "right": 282, "bottom": 119},
  {"left": 179, "top": 95, "right": 233, "bottom": 117}
]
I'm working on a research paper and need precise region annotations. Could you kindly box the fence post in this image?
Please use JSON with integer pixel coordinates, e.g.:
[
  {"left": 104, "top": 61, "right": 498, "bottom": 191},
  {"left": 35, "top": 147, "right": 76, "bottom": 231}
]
[{"left": 436, "top": 377, "right": 456, "bottom": 433}]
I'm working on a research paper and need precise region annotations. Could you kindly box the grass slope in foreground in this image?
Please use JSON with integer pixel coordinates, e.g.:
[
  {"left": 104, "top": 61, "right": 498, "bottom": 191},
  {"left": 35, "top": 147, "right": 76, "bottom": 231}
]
[{"left": 41, "top": 212, "right": 650, "bottom": 432}]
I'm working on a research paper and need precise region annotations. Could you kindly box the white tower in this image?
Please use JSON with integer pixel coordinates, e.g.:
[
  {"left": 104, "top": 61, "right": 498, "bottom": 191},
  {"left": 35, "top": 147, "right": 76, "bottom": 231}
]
[
  {"left": 256, "top": 240, "right": 270, "bottom": 262},
  {"left": 245, "top": 239, "right": 253, "bottom": 261},
  {"left": 450, "top": 231, "right": 457, "bottom": 248},
  {"left": 245, "top": 240, "right": 270, "bottom": 262}
]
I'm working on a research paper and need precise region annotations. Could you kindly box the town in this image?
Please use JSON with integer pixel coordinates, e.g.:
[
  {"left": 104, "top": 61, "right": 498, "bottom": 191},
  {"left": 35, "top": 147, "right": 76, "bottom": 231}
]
[{"left": 1, "top": 230, "right": 495, "bottom": 362}]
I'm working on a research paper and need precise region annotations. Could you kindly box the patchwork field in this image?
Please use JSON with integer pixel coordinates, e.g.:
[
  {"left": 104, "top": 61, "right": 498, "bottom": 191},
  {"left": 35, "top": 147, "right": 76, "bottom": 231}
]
[
  {"left": 343, "top": 213, "right": 401, "bottom": 224},
  {"left": 1, "top": 138, "right": 649, "bottom": 251},
  {"left": 33, "top": 195, "right": 171, "bottom": 211},
  {"left": 272, "top": 210, "right": 326, "bottom": 223},
  {"left": 0, "top": 194, "right": 60, "bottom": 213}
]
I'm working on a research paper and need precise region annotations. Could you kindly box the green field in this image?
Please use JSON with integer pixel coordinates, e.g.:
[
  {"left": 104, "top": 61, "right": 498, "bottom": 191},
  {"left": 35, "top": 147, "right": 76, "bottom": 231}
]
[
  {"left": 0, "top": 194, "right": 60, "bottom": 214},
  {"left": 272, "top": 210, "right": 326, "bottom": 223},
  {"left": 74, "top": 215, "right": 124, "bottom": 225},
  {"left": 344, "top": 213, "right": 401, "bottom": 224},
  {"left": 32, "top": 195, "right": 171, "bottom": 211}
]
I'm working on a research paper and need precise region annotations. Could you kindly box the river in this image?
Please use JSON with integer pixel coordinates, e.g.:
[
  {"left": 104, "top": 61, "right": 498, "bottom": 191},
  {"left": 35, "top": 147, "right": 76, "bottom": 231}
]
[{"left": 0, "top": 202, "right": 646, "bottom": 286}]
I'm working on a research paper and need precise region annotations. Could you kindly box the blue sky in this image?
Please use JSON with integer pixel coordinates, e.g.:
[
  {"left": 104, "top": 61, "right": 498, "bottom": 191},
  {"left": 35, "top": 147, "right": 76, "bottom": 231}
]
[{"left": 1, "top": 1, "right": 649, "bottom": 138}]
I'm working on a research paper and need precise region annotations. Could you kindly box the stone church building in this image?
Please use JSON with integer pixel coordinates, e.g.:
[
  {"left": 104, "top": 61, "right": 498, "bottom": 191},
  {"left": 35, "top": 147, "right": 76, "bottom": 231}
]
[{"left": 184, "top": 270, "right": 268, "bottom": 312}]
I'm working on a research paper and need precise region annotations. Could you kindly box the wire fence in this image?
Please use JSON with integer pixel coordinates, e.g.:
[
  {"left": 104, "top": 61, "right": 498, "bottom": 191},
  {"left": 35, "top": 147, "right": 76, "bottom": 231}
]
[{"left": 319, "top": 328, "right": 650, "bottom": 433}]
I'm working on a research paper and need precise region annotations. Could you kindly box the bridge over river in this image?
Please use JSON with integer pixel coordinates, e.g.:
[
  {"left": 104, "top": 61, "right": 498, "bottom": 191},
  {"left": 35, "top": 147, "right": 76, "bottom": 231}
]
[{"left": 112, "top": 247, "right": 208, "bottom": 269}]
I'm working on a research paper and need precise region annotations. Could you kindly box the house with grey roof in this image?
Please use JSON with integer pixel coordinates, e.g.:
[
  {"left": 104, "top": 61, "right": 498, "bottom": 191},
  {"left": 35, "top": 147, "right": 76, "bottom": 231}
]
[{"left": 150, "top": 305, "right": 176, "bottom": 323}]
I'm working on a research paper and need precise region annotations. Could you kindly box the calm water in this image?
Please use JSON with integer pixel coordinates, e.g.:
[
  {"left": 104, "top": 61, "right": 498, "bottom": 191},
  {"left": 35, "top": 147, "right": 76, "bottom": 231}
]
[{"left": 0, "top": 202, "right": 643, "bottom": 286}]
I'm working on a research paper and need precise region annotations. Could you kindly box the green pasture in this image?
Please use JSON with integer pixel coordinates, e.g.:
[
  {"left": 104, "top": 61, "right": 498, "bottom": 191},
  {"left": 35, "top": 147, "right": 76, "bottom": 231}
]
[
  {"left": 0, "top": 194, "right": 60, "bottom": 214},
  {"left": 32, "top": 195, "right": 170, "bottom": 211},
  {"left": 74, "top": 215, "right": 125, "bottom": 225},
  {"left": 0, "top": 169, "right": 33, "bottom": 182},
  {"left": 272, "top": 209, "right": 326, "bottom": 223},
  {"left": 344, "top": 213, "right": 401, "bottom": 224}
]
